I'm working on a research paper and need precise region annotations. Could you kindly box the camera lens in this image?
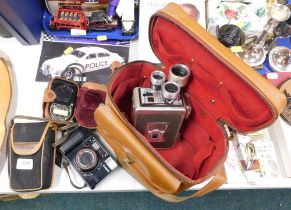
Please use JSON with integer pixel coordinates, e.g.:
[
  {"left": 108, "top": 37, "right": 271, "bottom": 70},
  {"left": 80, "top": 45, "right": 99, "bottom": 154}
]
[
  {"left": 153, "top": 74, "right": 163, "bottom": 80},
  {"left": 165, "top": 83, "right": 179, "bottom": 93},
  {"left": 75, "top": 148, "right": 98, "bottom": 171},
  {"left": 161, "top": 81, "right": 180, "bottom": 102},
  {"left": 150, "top": 70, "right": 165, "bottom": 91},
  {"left": 168, "top": 64, "right": 190, "bottom": 87},
  {"left": 55, "top": 84, "right": 73, "bottom": 103},
  {"left": 171, "top": 67, "right": 188, "bottom": 77}
]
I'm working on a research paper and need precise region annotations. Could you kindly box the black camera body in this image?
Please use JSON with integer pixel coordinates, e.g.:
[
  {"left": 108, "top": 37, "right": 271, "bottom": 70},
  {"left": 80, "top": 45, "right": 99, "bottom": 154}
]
[
  {"left": 59, "top": 127, "right": 118, "bottom": 189},
  {"left": 49, "top": 78, "right": 78, "bottom": 121}
]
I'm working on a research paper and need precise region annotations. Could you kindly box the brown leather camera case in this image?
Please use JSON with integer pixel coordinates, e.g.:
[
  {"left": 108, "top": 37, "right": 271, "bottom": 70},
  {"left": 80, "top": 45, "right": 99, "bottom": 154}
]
[{"left": 94, "top": 3, "right": 287, "bottom": 202}]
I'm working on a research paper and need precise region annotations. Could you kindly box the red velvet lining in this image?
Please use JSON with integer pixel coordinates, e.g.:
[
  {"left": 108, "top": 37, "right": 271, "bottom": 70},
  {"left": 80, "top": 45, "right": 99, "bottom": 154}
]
[
  {"left": 109, "top": 62, "right": 226, "bottom": 180},
  {"left": 75, "top": 87, "right": 106, "bottom": 128},
  {"left": 150, "top": 17, "right": 273, "bottom": 132}
]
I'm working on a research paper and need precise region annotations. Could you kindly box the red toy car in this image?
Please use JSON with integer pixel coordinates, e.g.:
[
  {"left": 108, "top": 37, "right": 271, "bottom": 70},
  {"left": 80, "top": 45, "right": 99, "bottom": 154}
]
[{"left": 49, "top": 9, "right": 88, "bottom": 30}]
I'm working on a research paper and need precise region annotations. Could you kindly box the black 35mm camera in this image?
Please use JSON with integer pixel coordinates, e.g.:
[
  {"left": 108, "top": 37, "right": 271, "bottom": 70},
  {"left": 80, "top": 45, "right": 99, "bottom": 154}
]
[
  {"left": 59, "top": 127, "right": 118, "bottom": 189},
  {"left": 132, "top": 64, "right": 191, "bottom": 149}
]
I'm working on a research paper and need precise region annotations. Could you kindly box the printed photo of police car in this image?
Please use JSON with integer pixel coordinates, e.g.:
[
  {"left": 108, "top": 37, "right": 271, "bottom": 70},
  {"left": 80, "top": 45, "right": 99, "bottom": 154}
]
[{"left": 40, "top": 46, "right": 124, "bottom": 80}]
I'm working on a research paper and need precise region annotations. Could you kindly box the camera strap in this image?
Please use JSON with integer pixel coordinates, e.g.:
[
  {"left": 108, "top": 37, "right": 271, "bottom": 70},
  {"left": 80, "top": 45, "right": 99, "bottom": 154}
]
[
  {"left": 62, "top": 161, "right": 87, "bottom": 189},
  {"left": 52, "top": 124, "right": 80, "bottom": 148}
]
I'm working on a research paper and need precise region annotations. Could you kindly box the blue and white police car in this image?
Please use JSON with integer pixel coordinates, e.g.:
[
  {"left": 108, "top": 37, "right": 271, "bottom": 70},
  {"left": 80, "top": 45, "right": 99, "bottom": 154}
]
[{"left": 40, "top": 46, "right": 124, "bottom": 79}]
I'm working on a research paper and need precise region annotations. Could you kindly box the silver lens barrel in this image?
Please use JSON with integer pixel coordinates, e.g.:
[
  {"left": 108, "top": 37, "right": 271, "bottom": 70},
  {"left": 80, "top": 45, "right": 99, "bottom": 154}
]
[
  {"left": 150, "top": 70, "right": 166, "bottom": 90},
  {"left": 168, "top": 64, "right": 190, "bottom": 88},
  {"left": 161, "top": 81, "right": 180, "bottom": 102}
]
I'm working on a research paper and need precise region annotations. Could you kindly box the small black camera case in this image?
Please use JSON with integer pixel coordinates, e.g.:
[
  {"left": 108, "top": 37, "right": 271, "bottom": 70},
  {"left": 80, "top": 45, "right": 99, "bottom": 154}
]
[
  {"left": 43, "top": 77, "right": 79, "bottom": 121},
  {"left": 9, "top": 119, "right": 57, "bottom": 192},
  {"left": 43, "top": 77, "right": 107, "bottom": 128}
]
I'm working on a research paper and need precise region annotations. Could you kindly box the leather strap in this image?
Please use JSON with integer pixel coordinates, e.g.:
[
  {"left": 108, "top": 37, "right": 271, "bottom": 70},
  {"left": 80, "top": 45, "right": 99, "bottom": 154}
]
[
  {"left": 62, "top": 161, "right": 87, "bottom": 189},
  {"left": 119, "top": 144, "right": 226, "bottom": 202},
  {"left": 43, "top": 89, "right": 56, "bottom": 103},
  {"left": 52, "top": 125, "right": 80, "bottom": 148},
  {"left": 151, "top": 167, "right": 226, "bottom": 202}
]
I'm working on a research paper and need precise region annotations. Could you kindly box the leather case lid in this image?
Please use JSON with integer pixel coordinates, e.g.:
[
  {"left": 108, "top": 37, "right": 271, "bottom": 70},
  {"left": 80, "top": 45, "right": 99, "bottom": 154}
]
[
  {"left": 148, "top": 3, "right": 286, "bottom": 133},
  {"left": 75, "top": 82, "right": 106, "bottom": 128},
  {"left": 11, "top": 122, "right": 52, "bottom": 155}
]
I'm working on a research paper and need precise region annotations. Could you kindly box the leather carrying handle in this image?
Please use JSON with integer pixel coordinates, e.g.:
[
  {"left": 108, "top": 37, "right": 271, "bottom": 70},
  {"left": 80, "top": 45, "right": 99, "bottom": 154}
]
[
  {"left": 95, "top": 104, "right": 227, "bottom": 202},
  {"left": 152, "top": 167, "right": 226, "bottom": 202}
]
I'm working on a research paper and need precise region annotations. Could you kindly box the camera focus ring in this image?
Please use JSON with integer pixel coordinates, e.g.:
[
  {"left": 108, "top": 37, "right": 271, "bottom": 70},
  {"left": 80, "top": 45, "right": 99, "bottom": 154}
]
[
  {"left": 75, "top": 148, "right": 98, "bottom": 171},
  {"left": 168, "top": 64, "right": 190, "bottom": 88},
  {"left": 150, "top": 70, "right": 165, "bottom": 91},
  {"left": 161, "top": 81, "right": 180, "bottom": 101}
]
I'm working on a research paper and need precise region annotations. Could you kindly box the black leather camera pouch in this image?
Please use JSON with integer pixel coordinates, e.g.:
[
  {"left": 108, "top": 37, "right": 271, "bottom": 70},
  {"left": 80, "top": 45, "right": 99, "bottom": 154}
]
[
  {"left": 43, "top": 77, "right": 79, "bottom": 121},
  {"left": 9, "top": 121, "right": 57, "bottom": 192}
]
